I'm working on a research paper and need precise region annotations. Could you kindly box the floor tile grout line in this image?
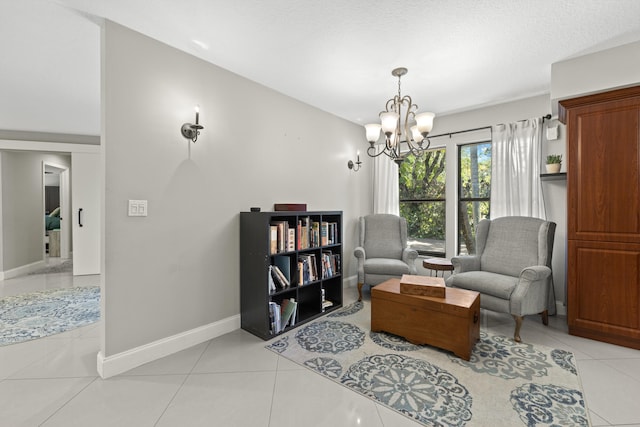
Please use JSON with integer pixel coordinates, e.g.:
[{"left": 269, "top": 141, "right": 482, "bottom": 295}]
[
  {"left": 267, "top": 356, "right": 284, "bottom": 427},
  {"left": 37, "top": 376, "right": 99, "bottom": 426},
  {"left": 152, "top": 337, "right": 214, "bottom": 426}
]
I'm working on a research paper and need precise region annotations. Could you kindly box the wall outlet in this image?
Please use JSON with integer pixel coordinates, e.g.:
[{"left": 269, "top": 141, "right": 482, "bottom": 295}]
[{"left": 128, "top": 200, "right": 148, "bottom": 217}]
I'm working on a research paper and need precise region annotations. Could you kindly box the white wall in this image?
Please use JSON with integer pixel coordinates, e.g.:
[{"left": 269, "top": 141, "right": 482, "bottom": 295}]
[
  {"left": 0, "top": 151, "right": 71, "bottom": 272},
  {"left": 418, "top": 94, "right": 568, "bottom": 312},
  {"left": 101, "top": 21, "right": 372, "bottom": 363}
]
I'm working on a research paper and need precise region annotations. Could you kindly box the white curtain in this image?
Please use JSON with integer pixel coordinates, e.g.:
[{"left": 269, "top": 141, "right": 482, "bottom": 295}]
[
  {"left": 373, "top": 147, "right": 399, "bottom": 215},
  {"left": 490, "top": 118, "right": 546, "bottom": 219}
]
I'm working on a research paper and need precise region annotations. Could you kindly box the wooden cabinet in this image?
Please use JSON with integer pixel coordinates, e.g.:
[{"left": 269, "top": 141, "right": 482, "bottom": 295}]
[
  {"left": 240, "top": 211, "right": 343, "bottom": 340},
  {"left": 560, "top": 85, "right": 640, "bottom": 349}
]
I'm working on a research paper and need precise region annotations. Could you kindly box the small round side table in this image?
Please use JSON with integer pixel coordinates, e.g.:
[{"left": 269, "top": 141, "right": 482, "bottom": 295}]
[{"left": 423, "top": 258, "right": 454, "bottom": 277}]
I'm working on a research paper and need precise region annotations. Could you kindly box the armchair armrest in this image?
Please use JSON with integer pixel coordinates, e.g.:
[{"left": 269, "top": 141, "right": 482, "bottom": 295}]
[
  {"left": 451, "top": 255, "right": 480, "bottom": 273},
  {"left": 354, "top": 246, "right": 366, "bottom": 283},
  {"left": 511, "top": 265, "right": 552, "bottom": 316},
  {"left": 402, "top": 248, "right": 419, "bottom": 274}
]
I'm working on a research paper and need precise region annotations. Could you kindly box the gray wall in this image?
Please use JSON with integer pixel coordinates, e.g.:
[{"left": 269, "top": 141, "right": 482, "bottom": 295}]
[
  {"left": 0, "top": 151, "right": 71, "bottom": 271},
  {"left": 102, "top": 21, "right": 372, "bottom": 356}
]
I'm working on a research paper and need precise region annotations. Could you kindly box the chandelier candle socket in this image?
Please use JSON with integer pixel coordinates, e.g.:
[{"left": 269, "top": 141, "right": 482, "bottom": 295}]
[{"left": 364, "top": 67, "right": 435, "bottom": 164}]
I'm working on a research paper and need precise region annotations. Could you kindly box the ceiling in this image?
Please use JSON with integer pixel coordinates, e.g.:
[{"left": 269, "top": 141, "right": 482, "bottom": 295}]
[{"left": 2, "top": 0, "right": 640, "bottom": 136}]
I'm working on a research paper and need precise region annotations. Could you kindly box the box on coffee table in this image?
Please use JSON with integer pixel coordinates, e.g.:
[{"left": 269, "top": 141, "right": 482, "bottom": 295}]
[
  {"left": 400, "top": 274, "right": 446, "bottom": 298},
  {"left": 371, "top": 278, "right": 480, "bottom": 360}
]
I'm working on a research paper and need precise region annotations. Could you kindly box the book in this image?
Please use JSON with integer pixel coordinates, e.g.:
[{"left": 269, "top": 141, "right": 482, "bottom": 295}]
[
  {"left": 269, "top": 301, "right": 281, "bottom": 334},
  {"left": 399, "top": 274, "right": 446, "bottom": 298},
  {"left": 270, "top": 225, "right": 278, "bottom": 254},
  {"left": 268, "top": 266, "right": 276, "bottom": 293},
  {"left": 321, "top": 221, "right": 328, "bottom": 246},
  {"left": 280, "top": 298, "right": 297, "bottom": 331},
  {"left": 288, "top": 228, "right": 296, "bottom": 252}
]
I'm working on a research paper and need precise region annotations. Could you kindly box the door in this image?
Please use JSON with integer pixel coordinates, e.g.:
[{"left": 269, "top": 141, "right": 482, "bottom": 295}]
[{"left": 72, "top": 152, "right": 100, "bottom": 275}]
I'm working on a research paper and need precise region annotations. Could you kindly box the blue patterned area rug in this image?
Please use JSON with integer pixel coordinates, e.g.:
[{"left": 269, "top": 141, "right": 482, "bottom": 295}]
[
  {"left": 0, "top": 286, "right": 100, "bottom": 346},
  {"left": 267, "top": 301, "right": 589, "bottom": 427}
]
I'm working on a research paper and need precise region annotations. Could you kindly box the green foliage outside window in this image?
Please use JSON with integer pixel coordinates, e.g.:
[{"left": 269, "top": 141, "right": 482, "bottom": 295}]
[{"left": 399, "top": 149, "right": 446, "bottom": 254}]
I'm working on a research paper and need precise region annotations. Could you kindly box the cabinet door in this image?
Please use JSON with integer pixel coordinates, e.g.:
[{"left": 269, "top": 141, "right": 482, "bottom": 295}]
[
  {"left": 567, "top": 239, "right": 640, "bottom": 349},
  {"left": 565, "top": 91, "right": 640, "bottom": 243}
]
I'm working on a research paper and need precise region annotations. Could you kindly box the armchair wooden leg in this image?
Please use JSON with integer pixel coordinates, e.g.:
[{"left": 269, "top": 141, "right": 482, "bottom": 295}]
[
  {"left": 541, "top": 310, "right": 549, "bottom": 326},
  {"left": 357, "top": 283, "right": 363, "bottom": 302},
  {"left": 513, "top": 315, "right": 523, "bottom": 343}
]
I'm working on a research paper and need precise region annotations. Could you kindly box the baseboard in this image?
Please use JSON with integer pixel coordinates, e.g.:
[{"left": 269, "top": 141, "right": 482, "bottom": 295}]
[
  {"left": 96, "top": 314, "right": 241, "bottom": 379},
  {"left": 343, "top": 275, "right": 357, "bottom": 288},
  {"left": 555, "top": 301, "right": 567, "bottom": 316},
  {"left": 0, "top": 260, "right": 47, "bottom": 280}
]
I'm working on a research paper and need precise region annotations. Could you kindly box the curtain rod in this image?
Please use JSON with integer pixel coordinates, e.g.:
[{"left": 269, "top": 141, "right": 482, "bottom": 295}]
[
  {"left": 496, "top": 114, "right": 553, "bottom": 127},
  {"left": 429, "top": 114, "right": 553, "bottom": 140},
  {"left": 428, "top": 126, "right": 492, "bottom": 140}
]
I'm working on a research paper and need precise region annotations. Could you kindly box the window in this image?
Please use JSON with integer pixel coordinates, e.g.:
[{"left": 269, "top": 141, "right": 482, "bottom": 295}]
[
  {"left": 399, "top": 148, "right": 446, "bottom": 256},
  {"left": 458, "top": 142, "right": 491, "bottom": 255}
]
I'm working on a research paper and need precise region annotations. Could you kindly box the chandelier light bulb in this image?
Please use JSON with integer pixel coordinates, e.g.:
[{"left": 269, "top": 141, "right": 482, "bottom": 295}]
[
  {"left": 364, "top": 123, "right": 382, "bottom": 143},
  {"left": 380, "top": 112, "right": 399, "bottom": 136},
  {"left": 410, "top": 125, "right": 424, "bottom": 143},
  {"left": 415, "top": 112, "right": 435, "bottom": 135}
]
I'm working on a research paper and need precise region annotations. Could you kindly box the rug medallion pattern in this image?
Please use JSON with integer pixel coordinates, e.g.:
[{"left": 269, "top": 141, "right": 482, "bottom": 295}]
[{"left": 266, "top": 301, "right": 589, "bottom": 426}]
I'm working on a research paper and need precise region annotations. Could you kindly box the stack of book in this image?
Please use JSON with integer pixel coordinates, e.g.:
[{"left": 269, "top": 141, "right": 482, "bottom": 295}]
[
  {"left": 298, "top": 253, "right": 318, "bottom": 285},
  {"left": 321, "top": 250, "right": 341, "bottom": 279},
  {"left": 270, "top": 221, "right": 295, "bottom": 254},
  {"left": 269, "top": 298, "right": 298, "bottom": 334},
  {"left": 269, "top": 256, "right": 292, "bottom": 292}
]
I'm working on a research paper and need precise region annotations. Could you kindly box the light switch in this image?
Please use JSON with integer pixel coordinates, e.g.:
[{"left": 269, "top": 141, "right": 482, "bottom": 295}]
[{"left": 128, "top": 200, "right": 148, "bottom": 217}]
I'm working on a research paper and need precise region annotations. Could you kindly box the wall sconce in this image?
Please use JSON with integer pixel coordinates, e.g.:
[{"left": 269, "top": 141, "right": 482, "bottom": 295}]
[
  {"left": 348, "top": 151, "right": 362, "bottom": 172},
  {"left": 181, "top": 106, "right": 204, "bottom": 143}
]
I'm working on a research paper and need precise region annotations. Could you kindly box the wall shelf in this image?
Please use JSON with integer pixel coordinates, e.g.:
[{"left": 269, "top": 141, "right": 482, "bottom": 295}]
[{"left": 540, "top": 172, "right": 566, "bottom": 181}]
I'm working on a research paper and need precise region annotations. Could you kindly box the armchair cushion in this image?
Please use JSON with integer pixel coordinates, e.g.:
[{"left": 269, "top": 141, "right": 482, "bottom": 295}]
[
  {"left": 364, "top": 258, "right": 413, "bottom": 276},
  {"left": 448, "top": 271, "right": 518, "bottom": 300}
]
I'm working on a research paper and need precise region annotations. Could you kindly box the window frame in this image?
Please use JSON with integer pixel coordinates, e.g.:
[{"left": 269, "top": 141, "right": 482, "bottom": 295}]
[{"left": 457, "top": 141, "right": 491, "bottom": 255}]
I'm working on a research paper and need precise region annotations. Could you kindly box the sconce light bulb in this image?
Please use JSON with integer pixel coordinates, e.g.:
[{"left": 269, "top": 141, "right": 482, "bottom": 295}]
[{"left": 195, "top": 105, "right": 200, "bottom": 125}]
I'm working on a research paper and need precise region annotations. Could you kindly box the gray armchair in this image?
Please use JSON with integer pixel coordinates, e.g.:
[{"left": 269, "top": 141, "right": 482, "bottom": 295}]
[
  {"left": 446, "top": 216, "right": 556, "bottom": 342},
  {"left": 354, "top": 214, "right": 419, "bottom": 301}
]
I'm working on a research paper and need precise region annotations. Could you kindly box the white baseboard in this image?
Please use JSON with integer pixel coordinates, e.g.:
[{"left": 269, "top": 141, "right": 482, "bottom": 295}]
[
  {"left": 0, "top": 260, "right": 47, "bottom": 280},
  {"left": 555, "top": 301, "right": 567, "bottom": 316},
  {"left": 343, "top": 275, "right": 357, "bottom": 288},
  {"left": 97, "top": 314, "right": 241, "bottom": 379}
]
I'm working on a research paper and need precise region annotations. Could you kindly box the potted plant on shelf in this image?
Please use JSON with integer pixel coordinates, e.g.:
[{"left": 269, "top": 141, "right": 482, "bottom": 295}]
[{"left": 545, "top": 154, "right": 562, "bottom": 173}]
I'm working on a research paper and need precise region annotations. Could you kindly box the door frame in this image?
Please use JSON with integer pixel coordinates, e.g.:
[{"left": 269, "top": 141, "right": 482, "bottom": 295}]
[{"left": 0, "top": 138, "right": 99, "bottom": 270}]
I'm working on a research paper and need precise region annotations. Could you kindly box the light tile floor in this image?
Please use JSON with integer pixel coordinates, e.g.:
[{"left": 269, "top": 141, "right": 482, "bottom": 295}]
[{"left": 1, "top": 264, "right": 639, "bottom": 426}]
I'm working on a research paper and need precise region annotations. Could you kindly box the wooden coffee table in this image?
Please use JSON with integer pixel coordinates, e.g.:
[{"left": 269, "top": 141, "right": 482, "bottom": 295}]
[{"left": 371, "top": 278, "right": 480, "bottom": 360}]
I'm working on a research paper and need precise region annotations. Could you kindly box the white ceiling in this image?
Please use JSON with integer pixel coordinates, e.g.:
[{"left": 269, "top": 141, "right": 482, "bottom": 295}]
[{"left": 2, "top": 0, "right": 640, "bottom": 136}]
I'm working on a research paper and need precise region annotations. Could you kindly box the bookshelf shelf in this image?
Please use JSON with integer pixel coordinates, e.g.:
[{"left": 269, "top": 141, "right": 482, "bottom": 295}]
[{"left": 240, "top": 210, "right": 343, "bottom": 340}]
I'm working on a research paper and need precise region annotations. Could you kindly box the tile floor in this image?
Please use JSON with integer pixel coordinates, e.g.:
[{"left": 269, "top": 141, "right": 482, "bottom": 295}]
[{"left": 1, "top": 260, "right": 640, "bottom": 426}]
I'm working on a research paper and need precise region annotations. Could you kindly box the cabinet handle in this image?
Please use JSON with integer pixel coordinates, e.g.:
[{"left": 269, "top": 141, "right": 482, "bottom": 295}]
[{"left": 78, "top": 208, "right": 84, "bottom": 227}]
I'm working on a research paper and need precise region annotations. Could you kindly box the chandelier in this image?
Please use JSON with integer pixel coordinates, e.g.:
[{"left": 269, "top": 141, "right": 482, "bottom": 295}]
[{"left": 364, "top": 67, "right": 435, "bottom": 165}]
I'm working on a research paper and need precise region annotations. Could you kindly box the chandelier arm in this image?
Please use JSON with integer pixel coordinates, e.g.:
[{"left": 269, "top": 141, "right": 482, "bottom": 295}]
[{"left": 367, "top": 145, "right": 393, "bottom": 159}]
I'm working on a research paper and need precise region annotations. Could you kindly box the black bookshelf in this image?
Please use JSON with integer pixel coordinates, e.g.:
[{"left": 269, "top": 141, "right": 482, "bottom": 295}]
[{"left": 240, "top": 211, "right": 343, "bottom": 340}]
